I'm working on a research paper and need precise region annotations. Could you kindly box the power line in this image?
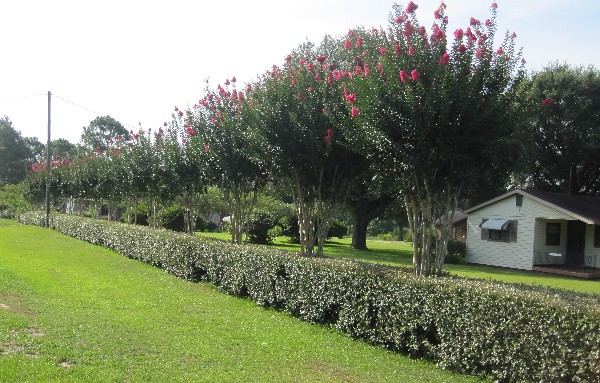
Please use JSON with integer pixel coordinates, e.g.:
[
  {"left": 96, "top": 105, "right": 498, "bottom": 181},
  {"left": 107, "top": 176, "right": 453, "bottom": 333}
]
[
  {"left": 52, "top": 93, "right": 139, "bottom": 130},
  {"left": 0, "top": 93, "right": 46, "bottom": 101}
]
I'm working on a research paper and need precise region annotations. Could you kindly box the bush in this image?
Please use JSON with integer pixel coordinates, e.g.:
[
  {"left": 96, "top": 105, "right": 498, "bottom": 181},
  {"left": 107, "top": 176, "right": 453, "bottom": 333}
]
[
  {"left": 205, "top": 221, "right": 218, "bottom": 232},
  {"left": 327, "top": 220, "right": 348, "bottom": 239},
  {"left": 19, "top": 212, "right": 600, "bottom": 383},
  {"left": 161, "top": 205, "right": 204, "bottom": 233},
  {"left": 248, "top": 212, "right": 278, "bottom": 244},
  {"left": 403, "top": 229, "right": 413, "bottom": 242},
  {"left": 445, "top": 240, "right": 466, "bottom": 264},
  {"left": 281, "top": 215, "right": 348, "bottom": 242}
]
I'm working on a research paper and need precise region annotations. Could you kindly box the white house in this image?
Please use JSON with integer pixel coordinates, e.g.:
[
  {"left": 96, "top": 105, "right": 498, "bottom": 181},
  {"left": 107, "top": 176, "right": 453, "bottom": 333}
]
[{"left": 464, "top": 189, "right": 600, "bottom": 278}]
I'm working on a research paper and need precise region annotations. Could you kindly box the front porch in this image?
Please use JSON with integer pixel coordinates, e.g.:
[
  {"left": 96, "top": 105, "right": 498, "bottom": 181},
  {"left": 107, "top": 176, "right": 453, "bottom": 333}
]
[{"left": 533, "top": 251, "right": 600, "bottom": 279}]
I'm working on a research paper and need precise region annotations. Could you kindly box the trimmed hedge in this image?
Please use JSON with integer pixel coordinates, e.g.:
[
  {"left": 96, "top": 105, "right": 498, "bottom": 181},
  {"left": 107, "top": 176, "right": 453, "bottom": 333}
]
[{"left": 20, "top": 212, "right": 600, "bottom": 382}]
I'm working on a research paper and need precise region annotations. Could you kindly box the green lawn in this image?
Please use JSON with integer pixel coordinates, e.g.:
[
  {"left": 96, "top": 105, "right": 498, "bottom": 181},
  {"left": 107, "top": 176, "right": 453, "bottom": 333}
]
[
  {"left": 0, "top": 219, "right": 480, "bottom": 382},
  {"left": 198, "top": 231, "right": 600, "bottom": 295}
]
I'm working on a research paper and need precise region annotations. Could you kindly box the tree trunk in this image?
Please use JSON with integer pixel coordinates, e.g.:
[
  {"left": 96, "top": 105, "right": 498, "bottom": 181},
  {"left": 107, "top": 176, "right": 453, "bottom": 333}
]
[{"left": 350, "top": 194, "right": 396, "bottom": 250}]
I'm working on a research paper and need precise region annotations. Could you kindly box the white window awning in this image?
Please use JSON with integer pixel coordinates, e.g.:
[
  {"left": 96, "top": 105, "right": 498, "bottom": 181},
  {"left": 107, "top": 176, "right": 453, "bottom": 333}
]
[{"left": 480, "top": 219, "right": 511, "bottom": 230}]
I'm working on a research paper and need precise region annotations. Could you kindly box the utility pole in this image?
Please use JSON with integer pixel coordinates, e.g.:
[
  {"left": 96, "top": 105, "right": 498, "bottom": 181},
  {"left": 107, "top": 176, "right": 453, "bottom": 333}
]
[{"left": 45, "top": 91, "right": 51, "bottom": 228}]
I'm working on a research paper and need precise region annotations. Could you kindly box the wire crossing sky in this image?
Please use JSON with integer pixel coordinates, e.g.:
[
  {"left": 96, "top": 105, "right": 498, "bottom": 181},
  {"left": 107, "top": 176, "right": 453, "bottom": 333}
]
[{"left": 1, "top": 0, "right": 598, "bottom": 144}]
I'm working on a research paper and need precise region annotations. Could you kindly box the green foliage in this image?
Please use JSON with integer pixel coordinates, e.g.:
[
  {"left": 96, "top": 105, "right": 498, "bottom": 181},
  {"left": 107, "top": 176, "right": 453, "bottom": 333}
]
[
  {"left": 248, "top": 211, "right": 278, "bottom": 244},
  {"left": 0, "top": 183, "right": 30, "bottom": 218},
  {"left": 0, "top": 116, "right": 33, "bottom": 186},
  {"left": 19, "top": 212, "right": 600, "bottom": 383},
  {"left": 515, "top": 63, "right": 600, "bottom": 195},
  {"left": 328, "top": 220, "right": 348, "bottom": 239},
  {"left": 80, "top": 115, "right": 129, "bottom": 151},
  {"left": 205, "top": 221, "right": 218, "bottom": 232},
  {"left": 445, "top": 240, "right": 466, "bottom": 264},
  {"left": 161, "top": 205, "right": 201, "bottom": 233}
]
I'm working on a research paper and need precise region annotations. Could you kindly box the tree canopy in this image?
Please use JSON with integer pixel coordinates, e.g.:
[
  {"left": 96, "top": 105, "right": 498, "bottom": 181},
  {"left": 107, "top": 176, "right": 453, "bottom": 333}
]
[
  {"left": 80, "top": 115, "right": 130, "bottom": 151},
  {"left": 515, "top": 63, "right": 600, "bottom": 196},
  {"left": 0, "top": 116, "right": 34, "bottom": 187}
]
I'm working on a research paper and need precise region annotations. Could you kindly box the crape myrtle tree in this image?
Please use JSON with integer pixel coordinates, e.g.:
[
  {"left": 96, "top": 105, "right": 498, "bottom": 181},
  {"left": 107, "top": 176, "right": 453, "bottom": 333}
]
[
  {"left": 251, "top": 42, "right": 364, "bottom": 257},
  {"left": 337, "top": 1, "right": 524, "bottom": 275},
  {"left": 515, "top": 63, "right": 600, "bottom": 196},
  {"left": 177, "top": 78, "right": 268, "bottom": 244}
]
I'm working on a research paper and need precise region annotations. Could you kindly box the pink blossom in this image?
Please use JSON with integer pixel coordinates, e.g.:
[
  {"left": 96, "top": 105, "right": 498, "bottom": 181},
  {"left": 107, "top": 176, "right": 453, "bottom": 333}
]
[
  {"left": 327, "top": 129, "right": 334, "bottom": 137},
  {"left": 411, "top": 69, "right": 420, "bottom": 81},
  {"left": 231, "top": 76, "right": 237, "bottom": 83},
  {"left": 395, "top": 15, "right": 405, "bottom": 24},
  {"left": 186, "top": 127, "right": 196, "bottom": 137},
  {"left": 408, "top": 46, "right": 415, "bottom": 55},
  {"left": 406, "top": 1, "right": 418, "bottom": 13},
  {"left": 351, "top": 107, "right": 360, "bottom": 118},
  {"left": 458, "top": 44, "right": 467, "bottom": 53},
  {"left": 315, "top": 73, "right": 322, "bottom": 81},
  {"left": 476, "top": 48, "right": 484, "bottom": 58},
  {"left": 344, "top": 39, "right": 352, "bottom": 49},
  {"left": 204, "top": 145, "right": 210, "bottom": 151},
  {"left": 348, "top": 29, "right": 355, "bottom": 36},
  {"left": 246, "top": 83, "right": 252, "bottom": 92},
  {"left": 327, "top": 74, "right": 333, "bottom": 84},
  {"left": 379, "top": 47, "right": 387, "bottom": 55},
  {"left": 433, "top": 28, "right": 445, "bottom": 41},
  {"left": 355, "top": 65, "right": 362, "bottom": 75},
  {"left": 394, "top": 44, "right": 402, "bottom": 56},
  {"left": 324, "top": 135, "right": 331, "bottom": 144},
  {"left": 511, "top": 32, "right": 517, "bottom": 39},
  {"left": 238, "top": 92, "right": 245, "bottom": 101},
  {"left": 307, "top": 86, "right": 313, "bottom": 92},
  {"left": 542, "top": 97, "right": 553, "bottom": 107},
  {"left": 285, "top": 55, "right": 292, "bottom": 62},
  {"left": 345, "top": 93, "right": 357, "bottom": 105},
  {"left": 496, "top": 47, "right": 503, "bottom": 55},
  {"left": 439, "top": 52, "right": 450, "bottom": 65},
  {"left": 376, "top": 63, "right": 383, "bottom": 74},
  {"left": 225, "top": 79, "right": 230, "bottom": 86},
  {"left": 454, "top": 28, "right": 463, "bottom": 40},
  {"left": 316, "top": 56, "right": 327, "bottom": 63},
  {"left": 434, "top": 9, "right": 441, "bottom": 19},
  {"left": 291, "top": 77, "right": 297, "bottom": 85},
  {"left": 490, "top": 2, "right": 498, "bottom": 10},
  {"left": 470, "top": 17, "right": 481, "bottom": 27},
  {"left": 399, "top": 70, "right": 410, "bottom": 82},
  {"left": 485, "top": 19, "right": 492, "bottom": 27},
  {"left": 364, "top": 65, "right": 371, "bottom": 77},
  {"left": 355, "top": 37, "right": 363, "bottom": 47}
]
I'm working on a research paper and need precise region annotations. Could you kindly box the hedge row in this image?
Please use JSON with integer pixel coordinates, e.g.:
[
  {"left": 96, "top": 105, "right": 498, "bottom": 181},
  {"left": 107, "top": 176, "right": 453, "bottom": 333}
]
[{"left": 19, "top": 212, "right": 600, "bottom": 382}]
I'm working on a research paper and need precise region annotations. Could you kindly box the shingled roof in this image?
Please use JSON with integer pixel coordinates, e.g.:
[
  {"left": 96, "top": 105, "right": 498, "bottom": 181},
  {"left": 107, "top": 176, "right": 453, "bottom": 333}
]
[{"left": 464, "top": 189, "right": 600, "bottom": 224}]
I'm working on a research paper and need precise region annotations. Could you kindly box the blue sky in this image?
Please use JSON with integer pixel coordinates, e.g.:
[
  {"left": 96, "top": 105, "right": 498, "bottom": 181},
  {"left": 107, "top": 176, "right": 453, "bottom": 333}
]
[{"left": 1, "top": 0, "right": 599, "bottom": 144}]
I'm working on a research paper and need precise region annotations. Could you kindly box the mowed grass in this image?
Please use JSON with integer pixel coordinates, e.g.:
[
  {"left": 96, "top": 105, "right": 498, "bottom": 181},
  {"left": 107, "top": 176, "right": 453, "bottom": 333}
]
[
  {"left": 199, "top": 232, "right": 600, "bottom": 295},
  {"left": 0, "top": 219, "right": 481, "bottom": 383}
]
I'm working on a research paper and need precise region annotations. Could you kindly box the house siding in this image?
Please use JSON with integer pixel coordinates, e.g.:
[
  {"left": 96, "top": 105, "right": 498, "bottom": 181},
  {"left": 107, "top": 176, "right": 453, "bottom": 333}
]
[{"left": 467, "top": 195, "right": 576, "bottom": 270}]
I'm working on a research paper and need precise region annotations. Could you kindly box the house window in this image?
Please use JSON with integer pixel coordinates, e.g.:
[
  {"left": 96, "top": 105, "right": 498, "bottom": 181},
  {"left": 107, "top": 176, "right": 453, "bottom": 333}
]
[
  {"left": 546, "top": 222, "right": 561, "bottom": 246},
  {"left": 489, "top": 229, "right": 510, "bottom": 242},
  {"left": 480, "top": 219, "right": 517, "bottom": 243},
  {"left": 595, "top": 225, "right": 600, "bottom": 248},
  {"left": 516, "top": 194, "right": 523, "bottom": 207}
]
